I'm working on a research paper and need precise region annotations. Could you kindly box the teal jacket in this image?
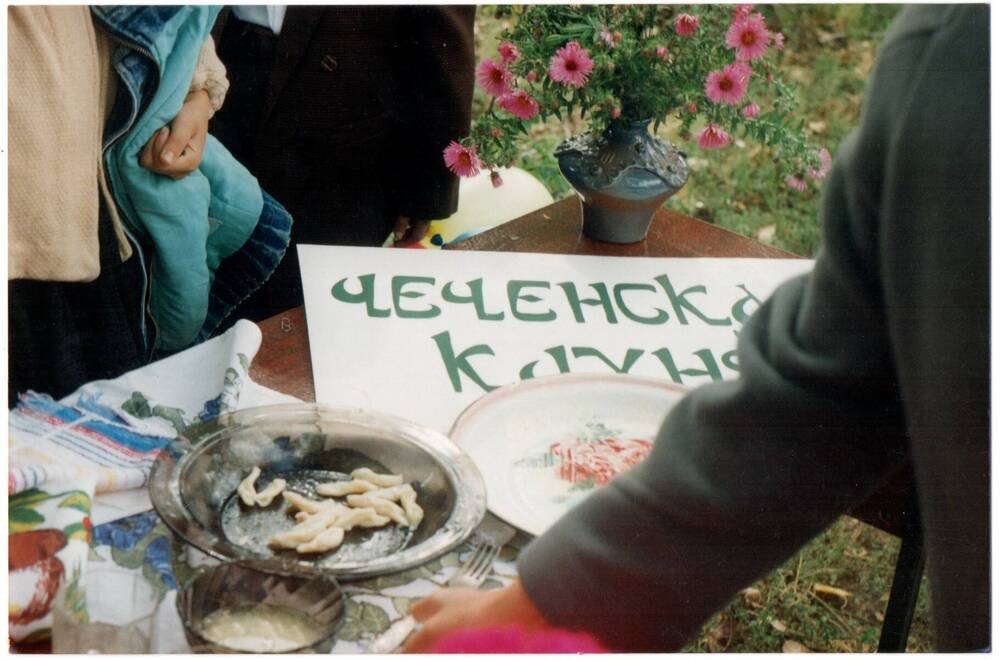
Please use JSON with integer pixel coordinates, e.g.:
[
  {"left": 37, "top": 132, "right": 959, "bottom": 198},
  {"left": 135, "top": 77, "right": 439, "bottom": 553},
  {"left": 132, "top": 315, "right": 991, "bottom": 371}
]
[{"left": 102, "top": 6, "right": 286, "bottom": 352}]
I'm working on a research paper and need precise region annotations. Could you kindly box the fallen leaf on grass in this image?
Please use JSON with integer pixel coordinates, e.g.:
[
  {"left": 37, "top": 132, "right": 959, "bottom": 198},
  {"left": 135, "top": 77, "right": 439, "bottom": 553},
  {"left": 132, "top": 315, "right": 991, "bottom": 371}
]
[
  {"left": 740, "top": 587, "right": 763, "bottom": 608},
  {"left": 756, "top": 224, "right": 777, "bottom": 243},
  {"left": 813, "top": 583, "right": 851, "bottom": 605},
  {"left": 782, "top": 640, "right": 812, "bottom": 653},
  {"left": 829, "top": 640, "right": 857, "bottom": 652},
  {"left": 807, "top": 120, "right": 827, "bottom": 134},
  {"left": 705, "top": 614, "right": 735, "bottom": 652},
  {"left": 768, "top": 617, "right": 788, "bottom": 633}
]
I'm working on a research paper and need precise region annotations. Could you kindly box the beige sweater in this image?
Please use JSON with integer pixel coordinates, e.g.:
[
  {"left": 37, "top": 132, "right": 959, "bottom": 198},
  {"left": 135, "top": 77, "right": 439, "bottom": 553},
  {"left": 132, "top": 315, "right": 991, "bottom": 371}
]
[{"left": 7, "top": 7, "right": 228, "bottom": 282}]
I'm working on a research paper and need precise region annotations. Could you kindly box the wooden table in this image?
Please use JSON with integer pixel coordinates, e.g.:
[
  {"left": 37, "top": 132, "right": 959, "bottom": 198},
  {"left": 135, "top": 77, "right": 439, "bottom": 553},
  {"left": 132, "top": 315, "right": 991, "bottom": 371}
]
[{"left": 250, "top": 196, "right": 919, "bottom": 652}]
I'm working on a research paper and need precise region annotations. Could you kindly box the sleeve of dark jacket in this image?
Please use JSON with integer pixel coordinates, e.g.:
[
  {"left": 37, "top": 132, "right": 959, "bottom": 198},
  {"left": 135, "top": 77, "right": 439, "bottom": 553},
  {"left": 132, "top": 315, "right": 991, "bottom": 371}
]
[
  {"left": 391, "top": 6, "right": 475, "bottom": 221},
  {"left": 517, "top": 5, "right": 989, "bottom": 652}
]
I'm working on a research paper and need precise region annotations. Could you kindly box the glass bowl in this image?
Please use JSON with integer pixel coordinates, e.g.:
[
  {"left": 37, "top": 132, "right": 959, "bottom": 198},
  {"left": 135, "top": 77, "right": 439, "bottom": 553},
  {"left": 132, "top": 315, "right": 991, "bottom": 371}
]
[
  {"left": 149, "top": 404, "right": 486, "bottom": 579},
  {"left": 176, "top": 560, "right": 344, "bottom": 653}
]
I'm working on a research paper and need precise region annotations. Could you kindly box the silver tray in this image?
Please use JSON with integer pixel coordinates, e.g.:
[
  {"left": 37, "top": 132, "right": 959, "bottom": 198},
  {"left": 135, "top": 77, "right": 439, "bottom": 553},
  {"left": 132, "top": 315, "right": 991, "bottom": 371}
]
[{"left": 149, "top": 404, "right": 486, "bottom": 580}]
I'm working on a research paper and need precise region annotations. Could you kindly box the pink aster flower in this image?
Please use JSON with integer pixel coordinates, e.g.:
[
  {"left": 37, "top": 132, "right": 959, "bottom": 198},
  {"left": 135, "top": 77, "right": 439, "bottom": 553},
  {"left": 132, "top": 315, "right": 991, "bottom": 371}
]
[
  {"left": 610, "top": 106, "right": 622, "bottom": 119},
  {"left": 730, "top": 61, "right": 753, "bottom": 83},
  {"left": 548, "top": 41, "right": 594, "bottom": 89},
  {"left": 525, "top": 70, "right": 538, "bottom": 82},
  {"left": 687, "top": 102, "right": 698, "bottom": 113},
  {"left": 773, "top": 31, "right": 786, "bottom": 51},
  {"left": 497, "top": 89, "right": 540, "bottom": 120},
  {"left": 809, "top": 147, "right": 833, "bottom": 180},
  {"left": 726, "top": 13, "right": 771, "bottom": 61},
  {"left": 705, "top": 63, "right": 749, "bottom": 106},
  {"left": 490, "top": 171, "right": 504, "bottom": 188},
  {"left": 785, "top": 174, "right": 807, "bottom": 191},
  {"left": 443, "top": 141, "right": 481, "bottom": 178},
  {"left": 675, "top": 13, "right": 700, "bottom": 36},
  {"left": 742, "top": 102, "right": 761, "bottom": 119},
  {"left": 656, "top": 46, "right": 669, "bottom": 61},
  {"left": 476, "top": 57, "right": 513, "bottom": 97},
  {"left": 599, "top": 27, "right": 615, "bottom": 48},
  {"left": 497, "top": 41, "right": 520, "bottom": 64},
  {"left": 733, "top": 4, "right": 754, "bottom": 21},
  {"left": 698, "top": 123, "right": 731, "bottom": 150}
]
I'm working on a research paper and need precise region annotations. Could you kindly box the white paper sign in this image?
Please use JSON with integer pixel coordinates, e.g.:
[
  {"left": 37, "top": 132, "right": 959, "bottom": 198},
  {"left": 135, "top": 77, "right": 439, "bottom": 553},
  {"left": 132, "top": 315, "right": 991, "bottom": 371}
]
[{"left": 299, "top": 245, "right": 814, "bottom": 433}]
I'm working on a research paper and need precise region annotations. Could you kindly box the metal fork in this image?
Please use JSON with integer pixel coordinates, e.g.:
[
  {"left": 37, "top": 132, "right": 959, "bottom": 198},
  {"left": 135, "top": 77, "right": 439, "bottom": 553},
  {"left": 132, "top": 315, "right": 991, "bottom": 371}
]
[{"left": 367, "top": 517, "right": 516, "bottom": 653}]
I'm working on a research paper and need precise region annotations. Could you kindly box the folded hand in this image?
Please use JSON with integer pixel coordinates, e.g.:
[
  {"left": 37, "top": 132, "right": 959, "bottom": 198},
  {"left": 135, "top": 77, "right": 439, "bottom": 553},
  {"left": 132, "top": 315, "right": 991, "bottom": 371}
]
[{"left": 139, "top": 89, "right": 211, "bottom": 180}]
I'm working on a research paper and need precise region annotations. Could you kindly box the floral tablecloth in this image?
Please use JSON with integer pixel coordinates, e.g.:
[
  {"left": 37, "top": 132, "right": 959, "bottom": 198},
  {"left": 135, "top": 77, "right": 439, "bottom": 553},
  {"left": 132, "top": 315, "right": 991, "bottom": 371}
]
[{"left": 8, "top": 320, "right": 521, "bottom": 651}]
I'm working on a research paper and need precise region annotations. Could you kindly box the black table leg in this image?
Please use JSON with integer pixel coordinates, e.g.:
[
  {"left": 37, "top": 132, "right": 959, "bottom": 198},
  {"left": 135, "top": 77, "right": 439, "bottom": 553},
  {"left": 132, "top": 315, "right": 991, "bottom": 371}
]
[{"left": 877, "top": 525, "right": 925, "bottom": 652}]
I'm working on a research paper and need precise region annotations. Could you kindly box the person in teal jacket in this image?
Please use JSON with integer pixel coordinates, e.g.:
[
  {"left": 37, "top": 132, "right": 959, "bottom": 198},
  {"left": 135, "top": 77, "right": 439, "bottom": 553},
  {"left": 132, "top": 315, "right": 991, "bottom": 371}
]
[
  {"left": 99, "top": 5, "right": 291, "bottom": 354},
  {"left": 9, "top": 6, "right": 293, "bottom": 406}
]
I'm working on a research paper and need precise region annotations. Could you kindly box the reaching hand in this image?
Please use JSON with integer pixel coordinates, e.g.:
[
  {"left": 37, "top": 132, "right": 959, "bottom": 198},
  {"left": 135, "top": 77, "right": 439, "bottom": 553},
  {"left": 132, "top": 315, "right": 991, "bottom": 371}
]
[
  {"left": 392, "top": 215, "right": 432, "bottom": 244},
  {"left": 402, "top": 581, "right": 552, "bottom": 653},
  {"left": 139, "top": 89, "right": 211, "bottom": 180}
]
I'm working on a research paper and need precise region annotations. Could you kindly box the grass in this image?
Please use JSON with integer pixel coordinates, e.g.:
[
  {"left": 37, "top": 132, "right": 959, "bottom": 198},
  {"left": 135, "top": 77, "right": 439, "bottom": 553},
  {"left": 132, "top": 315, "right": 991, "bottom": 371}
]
[{"left": 474, "top": 6, "right": 935, "bottom": 653}]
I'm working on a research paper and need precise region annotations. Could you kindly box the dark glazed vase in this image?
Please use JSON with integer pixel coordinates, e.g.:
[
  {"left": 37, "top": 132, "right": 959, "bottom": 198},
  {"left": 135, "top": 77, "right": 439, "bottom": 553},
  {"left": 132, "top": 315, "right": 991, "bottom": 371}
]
[{"left": 556, "top": 120, "right": 689, "bottom": 244}]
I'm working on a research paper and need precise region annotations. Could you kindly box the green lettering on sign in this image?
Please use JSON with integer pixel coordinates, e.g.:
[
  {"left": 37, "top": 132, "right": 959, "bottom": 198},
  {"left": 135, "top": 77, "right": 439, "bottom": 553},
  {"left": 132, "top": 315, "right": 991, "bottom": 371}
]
[
  {"left": 613, "top": 283, "right": 670, "bottom": 324},
  {"left": 391, "top": 276, "right": 441, "bottom": 319},
  {"left": 654, "top": 275, "right": 731, "bottom": 326},
  {"left": 442, "top": 279, "right": 505, "bottom": 321},
  {"left": 519, "top": 346, "right": 571, "bottom": 380},
  {"left": 331, "top": 274, "right": 390, "bottom": 318},
  {"left": 558, "top": 282, "right": 618, "bottom": 324},
  {"left": 730, "top": 284, "right": 762, "bottom": 325},
  {"left": 652, "top": 347, "right": 725, "bottom": 384},
  {"left": 571, "top": 346, "right": 644, "bottom": 373},
  {"left": 507, "top": 280, "right": 556, "bottom": 322},
  {"left": 431, "top": 331, "right": 498, "bottom": 394}
]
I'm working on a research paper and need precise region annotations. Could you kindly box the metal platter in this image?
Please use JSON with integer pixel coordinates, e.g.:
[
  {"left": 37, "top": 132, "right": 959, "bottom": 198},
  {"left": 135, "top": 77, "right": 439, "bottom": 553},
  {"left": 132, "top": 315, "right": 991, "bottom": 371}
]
[{"left": 149, "top": 404, "right": 486, "bottom": 580}]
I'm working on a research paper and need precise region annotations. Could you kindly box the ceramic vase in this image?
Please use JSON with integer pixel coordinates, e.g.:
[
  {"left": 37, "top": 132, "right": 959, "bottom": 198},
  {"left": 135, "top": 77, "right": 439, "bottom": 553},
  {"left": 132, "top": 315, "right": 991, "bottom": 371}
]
[{"left": 556, "top": 120, "right": 689, "bottom": 244}]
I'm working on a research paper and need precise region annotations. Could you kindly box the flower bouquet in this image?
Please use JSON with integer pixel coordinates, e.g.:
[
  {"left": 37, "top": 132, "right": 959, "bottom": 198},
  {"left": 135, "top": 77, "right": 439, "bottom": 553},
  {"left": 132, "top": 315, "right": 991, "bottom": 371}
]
[{"left": 443, "top": 5, "right": 830, "bottom": 243}]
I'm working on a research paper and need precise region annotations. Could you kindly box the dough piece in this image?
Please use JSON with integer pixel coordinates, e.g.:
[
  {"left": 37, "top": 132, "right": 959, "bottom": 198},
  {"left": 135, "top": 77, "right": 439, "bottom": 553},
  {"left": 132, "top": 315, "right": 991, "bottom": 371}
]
[
  {"left": 315, "top": 479, "right": 377, "bottom": 497},
  {"left": 335, "top": 507, "right": 390, "bottom": 531},
  {"left": 368, "top": 483, "right": 416, "bottom": 502},
  {"left": 283, "top": 491, "right": 339, "bottom": 514},
  {"left": 237, "top": 467, "right": 261, "bottom": 506},
  {"left": 296, "top": 526, "right": 345, "bottom": 554},
  {"left": 255, "top": 478, "right": 286, "bottom": 506},
  {"left": 268, "top": 506, "right": 344, "bottom": 549},
  {"left": 400, "top": 490, "right": 424, "bottom": 529},
  {"left": 289, "top": 498, "right": 349, "bottom": 523},
  {"left": 351, "top": 468, "right": 404, "bottom": 488},
  {"left": 346, "top": 494, "right": 409, "bottom": 526}
]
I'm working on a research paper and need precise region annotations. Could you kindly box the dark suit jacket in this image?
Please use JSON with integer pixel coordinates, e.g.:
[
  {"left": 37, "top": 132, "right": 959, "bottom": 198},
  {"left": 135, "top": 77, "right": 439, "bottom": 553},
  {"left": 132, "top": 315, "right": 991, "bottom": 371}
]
[
  {"left": 210, "top": 6, "right": 476, "bottom": 320},
  {"left": 519, "top": 5, "right": 989, "bottom": 651}
]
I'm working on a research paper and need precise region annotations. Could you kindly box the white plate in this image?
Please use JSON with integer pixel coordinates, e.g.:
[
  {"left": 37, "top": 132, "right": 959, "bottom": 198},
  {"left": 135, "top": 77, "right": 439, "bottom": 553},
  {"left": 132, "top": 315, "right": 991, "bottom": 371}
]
[{"left": 450, "top": 374, "right": 687, "bottom": 537}]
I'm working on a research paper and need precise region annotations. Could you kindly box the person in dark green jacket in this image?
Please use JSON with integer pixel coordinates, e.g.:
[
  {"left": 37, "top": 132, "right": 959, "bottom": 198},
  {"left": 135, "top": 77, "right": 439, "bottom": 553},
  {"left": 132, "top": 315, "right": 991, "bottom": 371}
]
[{"left": 404, "top": 5, "right": 989, "bottom": 652}]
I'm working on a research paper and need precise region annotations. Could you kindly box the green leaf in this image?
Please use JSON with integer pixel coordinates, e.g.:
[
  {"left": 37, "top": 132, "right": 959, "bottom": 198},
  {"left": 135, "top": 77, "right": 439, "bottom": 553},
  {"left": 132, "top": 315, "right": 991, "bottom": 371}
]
[
  {"left": 360, "top": 565, "right": 435, "bottom": 591},
  {"left": 391, "top": 596, "right": 413, "bottom": 617},
  {"left": 9, "top": 487, "right": 56, "bottom": 510},
  {"left": 337, "top": 599, "right": 391, "bottom": 641},
  {"left": 64, "top": 522, "right": 89, "bottom": 542},
  {"left": 151, "top": 405, "right": 187, "bottom": 434},
  {"left": 110, "top": 532, "right": 158, "bottom": 569},
  {"left": 121, "top": 392, "right": 153, "bottom": 418},
  {"left": 10, "top": 507, "right": 45, "bottom": 532},
  {"left": 58, "top": 491, "right": 92, "bottom": 513}
]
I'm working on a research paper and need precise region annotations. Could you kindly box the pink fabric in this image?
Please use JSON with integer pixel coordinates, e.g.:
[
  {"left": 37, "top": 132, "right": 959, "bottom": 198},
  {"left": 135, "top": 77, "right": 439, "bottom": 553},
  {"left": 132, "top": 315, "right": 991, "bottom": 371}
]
[{"left": 432, "top": 625, "right": 608, "bottom": 654}]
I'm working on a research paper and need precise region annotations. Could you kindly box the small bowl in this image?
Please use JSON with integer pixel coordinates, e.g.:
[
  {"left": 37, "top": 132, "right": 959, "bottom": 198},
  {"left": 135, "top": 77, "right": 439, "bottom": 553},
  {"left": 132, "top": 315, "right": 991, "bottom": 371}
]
[
  {"left": 177, "top": 561, "right": 344, "bottom": 653},
  {"left": 149, "top": 404, "right": 486, "bottom": 579}
]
